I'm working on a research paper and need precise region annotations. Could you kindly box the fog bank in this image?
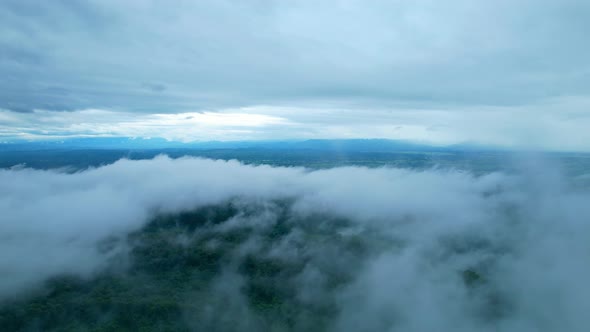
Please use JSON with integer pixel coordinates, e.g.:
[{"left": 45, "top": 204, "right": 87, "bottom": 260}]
[{"left": 1, "top": 156, "right": 589, "bottom": 331}]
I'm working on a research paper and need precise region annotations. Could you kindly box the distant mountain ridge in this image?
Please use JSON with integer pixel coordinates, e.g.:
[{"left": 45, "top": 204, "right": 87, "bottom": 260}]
[{"left": 0, "top": 137, "right": 501, "bottom": 152}]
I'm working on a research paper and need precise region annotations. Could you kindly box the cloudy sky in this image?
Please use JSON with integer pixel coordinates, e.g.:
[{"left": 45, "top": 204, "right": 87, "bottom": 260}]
[{"left": 1, "top": 0, "right": 589, "bottom": 150}]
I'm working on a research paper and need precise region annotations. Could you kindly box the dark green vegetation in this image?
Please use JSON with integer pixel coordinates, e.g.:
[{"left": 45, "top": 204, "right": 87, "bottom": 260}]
[
  {"left": 3, "top": 139, "right": 590, "bottom": 181},
  {"left": 0, "top": 199, "right": 390, "bottom": 331},
  {"left": 4, "top": 148, "right": 590, "bottom": 175},
  {"left": 0, "top": 148, "right": 495, "bottom": 170},
  {"left": 0, "top": 196, "right": 519, "bottom": 331}
]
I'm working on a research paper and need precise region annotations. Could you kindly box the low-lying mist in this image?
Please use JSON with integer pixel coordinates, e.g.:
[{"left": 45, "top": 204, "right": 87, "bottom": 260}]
[{"left": 1, "top": 156, "right": 589, "bottom": 331}]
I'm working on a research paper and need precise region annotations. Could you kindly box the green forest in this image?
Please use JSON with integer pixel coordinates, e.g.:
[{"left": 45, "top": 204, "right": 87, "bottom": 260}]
[{"left": 0, "top": 199, "right": 396, "bottom": 331}]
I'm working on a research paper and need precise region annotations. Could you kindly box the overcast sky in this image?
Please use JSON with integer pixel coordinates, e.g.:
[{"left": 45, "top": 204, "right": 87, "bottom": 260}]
[{"left": 1, "top": 0, "right": 589, "bottom": 150}]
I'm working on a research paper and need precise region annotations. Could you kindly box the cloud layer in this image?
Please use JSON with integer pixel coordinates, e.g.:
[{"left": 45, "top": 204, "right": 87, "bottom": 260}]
[
  {"left": 2, "top": 156, "right": 590, "bottom": 330},
  {"left": 2, "top": 0, "right": 590, "bottom": 112},
  {"left": 2, "top": 0, "right": 590, "bottom": 149}
]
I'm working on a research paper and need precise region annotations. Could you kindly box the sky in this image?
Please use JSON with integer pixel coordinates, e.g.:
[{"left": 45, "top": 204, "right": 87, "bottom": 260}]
[{"left": 1, "top": 0, "right": 590, "bottom": 150}]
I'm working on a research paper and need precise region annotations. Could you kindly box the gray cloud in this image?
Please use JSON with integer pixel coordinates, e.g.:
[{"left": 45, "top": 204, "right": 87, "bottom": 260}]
[
  {"left": 1, "top": 0, "right": 590, "bottom": 113},
  {"left": 1, "top": 156, "right": 590, "bottom": 330}
]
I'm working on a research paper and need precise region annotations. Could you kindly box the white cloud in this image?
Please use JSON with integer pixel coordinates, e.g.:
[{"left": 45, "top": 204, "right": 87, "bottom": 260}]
[
  {"left": 2, "top": 156, "right": 590, "bottom": 330},
  {"left": 2, "top": 95, "right": 590, "bottom": 150},
  {"left": 0, "top": 108, "right": 291, "bottom": 141}
]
